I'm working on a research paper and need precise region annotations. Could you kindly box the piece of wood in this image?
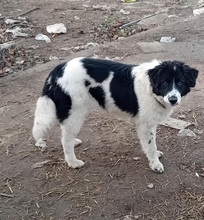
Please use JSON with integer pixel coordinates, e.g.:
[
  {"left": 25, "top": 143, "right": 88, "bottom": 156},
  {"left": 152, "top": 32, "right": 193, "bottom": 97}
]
[{"left": 15, "top": 7, "right": 40, "bottom": 18}]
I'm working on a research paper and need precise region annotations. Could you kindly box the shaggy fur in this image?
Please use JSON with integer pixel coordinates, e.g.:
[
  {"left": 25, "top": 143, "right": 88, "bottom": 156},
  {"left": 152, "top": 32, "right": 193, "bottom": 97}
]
[{"left": 32, "top": 57, "right": 198, "bottom": 173}]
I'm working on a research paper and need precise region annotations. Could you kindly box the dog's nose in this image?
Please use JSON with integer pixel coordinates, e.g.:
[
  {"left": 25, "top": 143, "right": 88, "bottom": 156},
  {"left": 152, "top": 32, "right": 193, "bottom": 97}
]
[{"left": 168, "top": 96, "right": 178, "bottom": 105}]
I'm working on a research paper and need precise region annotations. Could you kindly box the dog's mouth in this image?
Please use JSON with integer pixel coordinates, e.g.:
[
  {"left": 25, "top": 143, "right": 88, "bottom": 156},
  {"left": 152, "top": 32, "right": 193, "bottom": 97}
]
[{"left": 170, "top": 102, "right": 179, "bottom": 106}]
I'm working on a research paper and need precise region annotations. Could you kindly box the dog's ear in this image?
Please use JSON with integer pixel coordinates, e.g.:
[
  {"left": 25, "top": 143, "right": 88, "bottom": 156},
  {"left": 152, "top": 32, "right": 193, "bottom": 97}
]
[
  {"left": 148, "top": 66, "right": 163, "bottom": 88},
  {"left": 182, "top": 65, "right": 198, "bottom": 88}
]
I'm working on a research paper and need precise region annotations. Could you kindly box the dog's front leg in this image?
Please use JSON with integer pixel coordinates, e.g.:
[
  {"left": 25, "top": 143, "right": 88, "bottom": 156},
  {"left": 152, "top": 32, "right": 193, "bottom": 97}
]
[
  {"left": 60, "top": 111, "right": 86, "bottom": 169},
  {"left": 137, "top": 124, "right": 164, "bottom": 173}
]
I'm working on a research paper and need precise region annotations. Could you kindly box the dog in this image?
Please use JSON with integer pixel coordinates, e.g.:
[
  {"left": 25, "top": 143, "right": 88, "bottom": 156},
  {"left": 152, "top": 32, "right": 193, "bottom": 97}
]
[{"left": 32, "top": 57, "right": 198, "bottom": 173}]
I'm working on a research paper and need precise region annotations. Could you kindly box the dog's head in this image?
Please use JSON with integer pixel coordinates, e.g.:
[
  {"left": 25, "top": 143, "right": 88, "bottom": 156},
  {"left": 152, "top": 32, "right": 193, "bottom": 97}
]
[{"left": 148, "top": 61, "right": 198, "bottom": 106}]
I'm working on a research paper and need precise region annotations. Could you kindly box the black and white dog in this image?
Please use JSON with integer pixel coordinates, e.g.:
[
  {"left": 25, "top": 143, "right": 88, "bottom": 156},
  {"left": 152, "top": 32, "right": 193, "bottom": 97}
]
[{"left": 32, "top": 58, "right": 198, "bottom": 173}]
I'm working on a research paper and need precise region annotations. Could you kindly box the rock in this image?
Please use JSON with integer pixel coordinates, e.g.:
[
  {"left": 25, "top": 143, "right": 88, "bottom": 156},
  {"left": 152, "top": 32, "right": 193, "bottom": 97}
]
[
  {"left": 147, "top": 183, "right": 154, "bottom": 189},
  {"left": 74, "top": 16, "right": 80, "bottom": 20},
  {"left": 120, "top": 9, "right": 130, "bottom": 15},
  {"left": 123, "top": 216, "right": 132, "bottom": 220},
  {"left": 195, "top": 172, "right": 199, "bottom": 177},
  {"left": 178, "top": 115, "right": 186, "bottom": 119},
  {"left": 4, "top": 67, "right": 13, "bottom": 74},
  {"left": 133, "top": 157, "right": 140, "bottom": 161},
  {"left": 113, "top": 35, "right": 119, "bottom": 40},
  {"left": 118, "top": 37, "right": 125, "bottom": 40},
  {"left": 160, "top": 36, "right": 176, "bottom": 43},
  {"left": 49, "top": 55, "right": 59, "bottom": 60},
  {"left": 35, "top": 34, "right": 51, "bottom": 43},
  {"left": 84, "top": 42, "right": 99, "bottom": 49},
  {"left": 193, "top": 8, "right": 204, "bottom": 15},
  {"left": 16, "top": 60, "right": 25, "bottom": 65},
  {"left": 46, "top": 23, "right": 67, "bottom": 34}
]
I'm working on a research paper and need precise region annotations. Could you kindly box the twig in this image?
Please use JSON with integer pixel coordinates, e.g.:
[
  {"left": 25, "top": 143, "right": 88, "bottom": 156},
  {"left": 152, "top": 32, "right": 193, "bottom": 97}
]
[
  {"left": 120, "top": 13, "right": 157, "bottom": 29},
  {"left": 15, "top": 7, "right": 40, "bottom": 18},
  {"left": 0, "top": 193, "right": 14, "bottom": 198}
]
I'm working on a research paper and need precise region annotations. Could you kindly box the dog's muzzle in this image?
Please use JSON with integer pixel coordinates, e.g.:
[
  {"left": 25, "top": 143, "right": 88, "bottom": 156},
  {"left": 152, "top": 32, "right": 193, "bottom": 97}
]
[{"left": 168, "top": 96, "right": 178, "bottom": 105}]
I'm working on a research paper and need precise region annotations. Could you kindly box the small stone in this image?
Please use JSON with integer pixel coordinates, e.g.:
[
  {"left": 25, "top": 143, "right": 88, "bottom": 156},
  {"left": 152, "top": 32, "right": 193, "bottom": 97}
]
[
  {"left": 60, "top": 47, "right": 70, "bottom": 51},
  {"left": 16, "top": 60, "right": 25, "bottom": 65},
  {"left": 147, "top": 183, "right": 154, "bottom": 189},
  {"left": 195, "top": 172, "right": 199, "bottom": 177},
  {"left": 118, "top": 37, "right": 125, "bottom": 40},
  {"left": 84, "top": 42, "right": 99, "bottom": 49},
  {"left": 133, "top": 157, "right": 140, "bottom": 161},
  {"left": 120, "top": 9, "right": 130, "bottom": 15},
  {"left": 160, "top": 36, "right": 176, "bottom": 43},
  {"left": 178, "top": 115, "right": 186, "bottom": 119},
  {"left": 113, "top": 56, "right": 122, "bottom": 61},
  {"left": 73, "top": 46, "right": 80, "bottom": 51},
  {"left": 123, "top": 215, "right": 132, "bottom": 220},
  {"left": 35, "top": 34, "right": 51, "bottom": 43},
  {"left": 28, "top": 45, "right": 39, "bottom": 50},
  {"left": 49, "top": 55, "right": 59, "bottom": 60},
  {"left": 113, "top": 35, "right": 118, "bottom": 40},
  {"left": 74, "top": 16, "right": 80, "bottom": 20},
  {"left": 4, "top": 67, "right": 13, "bottom": 74}
]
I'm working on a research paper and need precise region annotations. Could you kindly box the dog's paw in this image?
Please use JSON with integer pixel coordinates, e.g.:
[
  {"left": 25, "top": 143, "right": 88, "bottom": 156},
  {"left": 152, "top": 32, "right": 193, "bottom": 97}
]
[
  {"left": 74, "top": 138, "right": 82, "bottom": 147},
  {"left": 67, "top": 159, "right": 85, "bottom": 169},
  {"left": 149, "top": 160, "right": 164, "bottom": 173},
  {"left": 157, "top": 150, "right": 164, "bottom": 158},
  {"left": 35, "top": 139, "right": 47, "bottom": 152}
]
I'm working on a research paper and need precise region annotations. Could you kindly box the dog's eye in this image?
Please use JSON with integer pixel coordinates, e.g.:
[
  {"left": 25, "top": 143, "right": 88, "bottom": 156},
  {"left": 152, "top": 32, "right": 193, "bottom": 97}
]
[
  {"left": 177, "top": 81, "right": 182, "bottom": 86},
  {"left": 162, "top": 81, "right": 168, "bottom": 86}
]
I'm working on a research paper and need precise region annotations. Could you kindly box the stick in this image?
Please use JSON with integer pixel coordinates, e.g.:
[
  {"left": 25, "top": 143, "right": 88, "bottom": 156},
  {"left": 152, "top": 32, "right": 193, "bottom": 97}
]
[
  {"left": 15, "top": 7, "right": 40, "bottom": 18},
  {"left": 119, "top": 13, "right": 157, "bottom": 29},
  {"left": 0, "top": 193, "right": 14, "bottom": 198}
]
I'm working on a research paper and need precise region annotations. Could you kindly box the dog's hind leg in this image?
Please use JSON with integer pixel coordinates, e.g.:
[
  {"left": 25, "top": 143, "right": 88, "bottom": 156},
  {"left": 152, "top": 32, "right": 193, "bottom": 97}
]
[
  {"left": 60, "top": 109, "right": 87, "bottom": 169},
  {"left": 137, "top": 124, "right": 164, "bottom": 173},
  {"left": 32, "top": 96, "right": 57, "bottom": 150}
]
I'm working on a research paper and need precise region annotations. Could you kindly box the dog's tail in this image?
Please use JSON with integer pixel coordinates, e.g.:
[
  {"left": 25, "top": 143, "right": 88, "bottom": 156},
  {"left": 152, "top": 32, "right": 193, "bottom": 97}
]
[{"left": 32, "top": 96, "right": 56, "bottom": 143}]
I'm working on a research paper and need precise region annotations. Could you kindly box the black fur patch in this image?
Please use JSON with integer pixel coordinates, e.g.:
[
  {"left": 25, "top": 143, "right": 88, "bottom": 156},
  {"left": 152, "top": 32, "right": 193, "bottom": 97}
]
[
  {"left": 82, "top": 58, "right": 111, "bottom": 83},
  {"left": 84, "top": 80, "right": 91, "bottom": 87},
  {"left": 42, "top": 62, "right": 72, "bottom": 123},
  {"left": 89, "top": 86, "right": 105, "bottom": 108},
  {"left": 82, "top": 58, "right": 135, "bottom": 83},
  {"left": 148, "top": 140, "right": 151, "bottom": 144},
  {"left": 110, "top": 72, "right": 139, "bottom": 116}
]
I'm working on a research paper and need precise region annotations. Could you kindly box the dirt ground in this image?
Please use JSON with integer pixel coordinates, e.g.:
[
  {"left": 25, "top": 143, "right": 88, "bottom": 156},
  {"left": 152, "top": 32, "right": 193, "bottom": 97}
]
[{"left": 1, "top": 0, "right": 204, "bottom": 220}]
